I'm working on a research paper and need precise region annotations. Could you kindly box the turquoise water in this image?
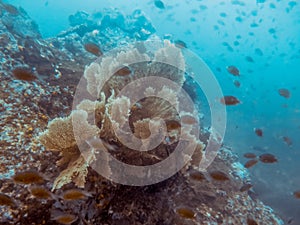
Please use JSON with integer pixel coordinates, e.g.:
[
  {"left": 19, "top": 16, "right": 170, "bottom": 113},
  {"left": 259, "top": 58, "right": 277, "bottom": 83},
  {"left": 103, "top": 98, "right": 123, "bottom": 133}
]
[{"left": 4, "top": 0, "right": 300, "bottom": 223}]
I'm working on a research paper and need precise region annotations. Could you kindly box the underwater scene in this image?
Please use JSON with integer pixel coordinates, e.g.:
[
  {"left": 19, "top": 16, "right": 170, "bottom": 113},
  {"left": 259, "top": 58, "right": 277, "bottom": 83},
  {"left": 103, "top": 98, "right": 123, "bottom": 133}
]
[{"left": 0, "top": 0, "right": 299, "bottom": 224}]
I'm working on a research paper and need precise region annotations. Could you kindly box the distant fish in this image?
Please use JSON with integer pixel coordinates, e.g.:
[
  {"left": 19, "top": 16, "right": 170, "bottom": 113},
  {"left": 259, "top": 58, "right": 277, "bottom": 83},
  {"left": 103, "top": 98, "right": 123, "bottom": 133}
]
[
  {"left": 61, "top": 189, "right": 91, "bottom": 201},
  {"left": 283, "top": 136, "right": 292, "bottom": 146},
  {"left": 114, "top": 66, "right": 132, "bottom": 76},
  {"left": 174, "top": 40, "right": 187, "bottom": 48},
  {"left": 293, "top": 190, "right": 300, "bottom": 199},
  {"left": 13, "top": 171, "right": 44, "bottom": 184},
  {"left": 220, "top": 12, "right": 227, "bottom": 17},
  {"left": 189, "top": 170, "right": 206, "bottom": 181},
  {"left": 254, "top": 128, "right": 263, "bottom": 137},
  {"left": 209, "top": 171, "right": 230, "bottom": 181},
  {"left": 278, "top": 88, "right": 290, "bottom": 98},
  {"left": 244, "top": 159, "right": 258, "bottom": 168},
  {"left": 84, "top": 43, "right": 103, "bottom": 56},
  {"left": 0, "top": 193, "right": 15, "bottom": 206},
  {"left": 233, "top": 80, "right": 241, "bottom": 88},
  {"left": 254, "top": 48, "right": 263, "bottom": 56},
  {"left": 268, "top": 28, "right": 276, "bottom": 34},
  {"left": 166, "top": 120, "right": 181, "bottom": 131},
  {"left": 181, "top": 114, "right": 198, "bottom": 125},
  {"left": 3, "top": 3, "right": 19, "bottom": 15},
  {"left": 154, "top": 0, "right": 165, "bottom": 9},
  {"left": 12, "top": 68, "right": 37, "bottom": 81},
  {"left": 176, "top": 207, "right": 196, "bottom": 219},
  {"left": 240, "top": 183, "right": 253, "bottom": 192},
  {"left": 243, "top": 152, "right": 257, "bottom": 159},
  {"left": 226, "top": 65, "right": 240, "bottom": 76},
  {"left": 259, "top": 153, "right": 278, "bottom": 163},
  {"left": 247, "top": 218, "right": 258, "bottom": 225},
  {"left": 29, "top": 186, "right": 53, "bottom": 199},
  {"left": 245, "top": 56, "right": 254, "bottom": 62},
  {"left": 52, "top": 214, "right": 78, "bottom": 225},
  {"left": 220, "top": 96, "right": 241, "bottom": 106}
]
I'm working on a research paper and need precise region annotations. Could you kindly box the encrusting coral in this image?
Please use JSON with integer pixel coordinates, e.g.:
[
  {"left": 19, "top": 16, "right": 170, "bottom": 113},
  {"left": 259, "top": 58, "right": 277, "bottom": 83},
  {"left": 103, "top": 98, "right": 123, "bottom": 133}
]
[{"left": 38, "top": 40, "right": 204, "bottom": 189}]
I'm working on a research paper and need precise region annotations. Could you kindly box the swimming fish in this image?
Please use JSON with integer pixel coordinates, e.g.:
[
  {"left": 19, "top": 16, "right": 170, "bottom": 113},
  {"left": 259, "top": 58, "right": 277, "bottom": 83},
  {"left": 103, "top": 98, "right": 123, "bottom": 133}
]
[
  {"left": 283, "top": 136, "right": 292, "bottom": 146},
  {"left": 293, "top": 190, "right": 300, "bottom": 199},
  {"left": 189, "top": 170, "right": 206, "bottom": 181},
  {"left": 233, "top": 80, "right": 241, "bottom": 88},
  {"left": 240, "top": 183, "right": 253, "bottom": 192},
  {"left": 52, "top": 214, "right": 77, "bottom": 225},
  {"left": 114, "top": 66, "right": 132, "bottom": 76},
  {"left": 259, "top": 153, "right": 278, "bottom": 163},
  {"left": 174, "top": 40, "right": 187, "bottom": 48},
  {"left": 209, "top": 171, "right": 230, "bottom": 181},
  {"left": 13, "top": 171, "right": 44, "bottom": 184},
  {"left": 278, "top": 88, "right": 290, "bottom": 98},
  {"left": 254, "top": 128, "right": 263, "bottom": 137},
  {"left": 245, "top": 56, "right": 254, "bottom": 62},
  {"left": 12, "top": 68, "right": 37, "bottom": 81},
  {"left": 244, "top": 159, "right": 258, "bottom": 168},
  {"left": 154, "top": 0, "right": 165, "bottom": 9},
  {"left": 243, "top": 153, "right": 257, "bottom": 159},
  {"left": 247, "top": 218, "right": 258, "bottom": 225},
  {"left": 29, "top": 186, "right": 53, "bottom": 199},
  {"left": 226, "top": 65, "right": 240, "bottom": 76},
  {"left": 176, "top": 207, "right": 196, "bottom": 219},
  {"left": 0, "top": 193, "right": 15, "bottom": 206},
  {"left": 61, "top": 189, "right": 91, "bottom": 201},
  {"left": 220, "top": 96, "right": 240, "bottom": 106},
  {"left": 84, "top": 43, "right": 103, "bottom": 56}
]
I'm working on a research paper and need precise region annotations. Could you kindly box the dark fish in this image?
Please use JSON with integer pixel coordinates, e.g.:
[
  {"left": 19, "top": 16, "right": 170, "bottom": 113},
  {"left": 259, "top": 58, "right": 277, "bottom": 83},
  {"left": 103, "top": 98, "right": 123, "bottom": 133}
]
[
  {"left": 278, "top": 88, "right": 290, "bottom": 98},
  {"left": 115, "top": 66, "right": 132, "bottom": 76},
  {"left": 220, "top": 96, "right": 240, "bottom": 106},
  {"left": 268, "top": 28, "right": 276, "bottom": 34},
  {"left": 166, "top": 120, "right": 181, "bottom": 131},
  {"left": 233, "top": 80, "right": 241, "bottom": 88},
  {"left": 245, "top": 56, "right": 254, "bottom": 62},
  {"left": 243, "top": 153, "right": 257, "bottom": 159},
  {"left": 254, "top": 128, "right": 263, "bottom": 137},
  {"left": 244, "top": 159, "right": 258, "bottom": 168},
  {"left": 3, "top": 3, "right": 19, "bottom": 15},
  {"left": 154, "top": 0, "right": 165, "bottom": 9},
  {"left": 294, "top": 190, "right": 300, "bottom": 199},
  {"left": 62, "top": 189, "right": 90, "bottom": 201},
  {"left": 12, "top": 68, "right": 37, "bottom": 81},
  {"left": 247, "top": 218, "right": 258, "bottom": 225},
  {"left": 233, "top": 41, "right": 240, "bottom": 46},
  {"left": 220, "top": 12, "right": 227, "bottom": 17},
  {"left": 13, "top": 171, "right": 44, "bottom": 184},
  {"left": 259, "top": 153, "right": 278, "bottom": 163},
  {"left": 176, "top": 207, "right": 196, "bottom": 219},
  {"left": 226, "top": 65, "right": 240, "bottom": 76},
  {"left": 0, "top": 193, "right": 15, "bottom": 206},
  {"left": 283, "top": 136, "right": 292, "bottom": 146},
  {"left": 189, "top": 170, "right": 206, "bottom": 181},
  {"left": 181, "top": 115, "right": 197, "bottom": 125},
  {"left": 52, "top": 214, "right": 77, "bottom": 225},
  {"left": 254, "top": 48, "right": 263, "bottom": 56},
  {"left": 210, "top": 171, "right": 230, "bottom": 181},
  {"left": 84, "top": 43, "right": 102, "bottom": 56},
  {"left": 240, "top": 183, "right": 253, "bottom": 192},
  {"left": 30, "top": 186, "right": 52, "bottom": 199},
  {"left": 175, "top": 40, "right": 187, "bottom": 48}
]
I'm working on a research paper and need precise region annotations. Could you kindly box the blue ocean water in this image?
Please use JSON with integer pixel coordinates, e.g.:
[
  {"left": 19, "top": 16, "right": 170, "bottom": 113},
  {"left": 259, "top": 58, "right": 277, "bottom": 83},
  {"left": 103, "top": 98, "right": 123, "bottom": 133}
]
[{"left": 3, "top": 0, "right": 300, "bottom": 223}]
